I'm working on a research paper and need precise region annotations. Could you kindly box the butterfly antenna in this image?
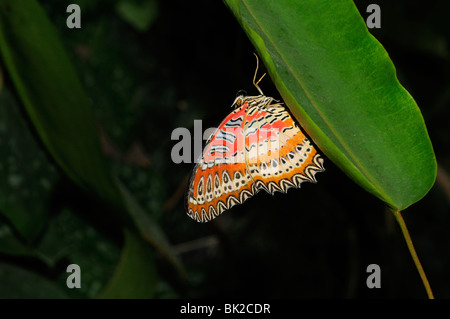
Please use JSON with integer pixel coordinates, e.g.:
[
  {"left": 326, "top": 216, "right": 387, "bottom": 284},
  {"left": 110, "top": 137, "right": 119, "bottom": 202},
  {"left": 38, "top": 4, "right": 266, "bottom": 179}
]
[{"left": 253, "top": 53, "right": 265, "bottom": 95}]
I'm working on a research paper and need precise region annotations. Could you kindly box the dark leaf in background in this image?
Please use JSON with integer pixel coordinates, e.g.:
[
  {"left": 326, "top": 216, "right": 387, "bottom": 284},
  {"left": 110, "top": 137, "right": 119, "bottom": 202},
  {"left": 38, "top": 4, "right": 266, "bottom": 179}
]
[
  {"left": 98, "top": 229, "right": 157, "bottom": 298},
  {"left": 0, "top": 0, "right": 119, "bottom": 208},
  {"left": 0, "top": 0, "right": 183, "bottom": 278},
  {"left": 116, "top": 0, "right": 159, "bottom": 32},
  {"left": 0, "top": 263, "right": 68, "bottom": 298},
  {"left": 0, "top": 90, "right": 58, "bottom": 240}
]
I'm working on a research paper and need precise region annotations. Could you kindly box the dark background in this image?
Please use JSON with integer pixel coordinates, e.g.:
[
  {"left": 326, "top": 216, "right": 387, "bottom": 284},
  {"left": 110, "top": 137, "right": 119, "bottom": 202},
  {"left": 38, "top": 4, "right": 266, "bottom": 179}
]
[{"left": 1, "top": 0, "right": 449, "bottom": 298}]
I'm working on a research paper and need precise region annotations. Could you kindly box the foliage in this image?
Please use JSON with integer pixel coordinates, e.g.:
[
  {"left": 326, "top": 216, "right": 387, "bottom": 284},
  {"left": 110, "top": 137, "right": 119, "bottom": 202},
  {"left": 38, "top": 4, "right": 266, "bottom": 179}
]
[{"left": 0, "top": 0, "right": 448, "bottom": 298}]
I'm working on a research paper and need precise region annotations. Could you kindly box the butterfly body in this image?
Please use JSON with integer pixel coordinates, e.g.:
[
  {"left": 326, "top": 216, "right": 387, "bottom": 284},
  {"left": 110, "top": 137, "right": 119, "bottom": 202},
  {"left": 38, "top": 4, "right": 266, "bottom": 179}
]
[{"left": 185, "top": 92, "right": 325, "bottom": 223}]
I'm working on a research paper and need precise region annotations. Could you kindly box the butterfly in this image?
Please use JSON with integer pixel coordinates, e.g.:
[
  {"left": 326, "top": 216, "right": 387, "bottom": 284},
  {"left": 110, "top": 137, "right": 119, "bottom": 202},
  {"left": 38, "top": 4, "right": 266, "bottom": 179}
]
[{"left": 185, "top": 55, "right": 325, "bottom": 222}]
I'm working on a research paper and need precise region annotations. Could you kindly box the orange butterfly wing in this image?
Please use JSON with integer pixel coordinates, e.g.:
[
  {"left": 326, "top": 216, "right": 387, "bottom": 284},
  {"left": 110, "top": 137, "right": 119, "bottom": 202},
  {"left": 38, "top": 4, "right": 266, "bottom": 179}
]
[{"left": 185, "top": 95, "right": 324, "bottom": 222}]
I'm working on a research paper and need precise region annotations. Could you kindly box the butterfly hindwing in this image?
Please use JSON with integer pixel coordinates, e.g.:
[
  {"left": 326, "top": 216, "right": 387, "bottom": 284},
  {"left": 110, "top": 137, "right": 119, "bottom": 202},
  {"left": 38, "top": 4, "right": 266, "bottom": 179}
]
[
  {"left": 186, "top": 161, "right": 255, "bottom": 222},
  {"left": 244, "top": 105, "right": 325, "bottom": 195}
]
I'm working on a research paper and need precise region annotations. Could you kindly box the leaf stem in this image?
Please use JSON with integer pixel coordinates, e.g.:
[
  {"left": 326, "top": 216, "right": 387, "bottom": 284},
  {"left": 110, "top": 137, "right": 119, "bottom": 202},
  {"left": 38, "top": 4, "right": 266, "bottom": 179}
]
[{"left": 392, "top": 209, "right": 434, "bottom": 299}]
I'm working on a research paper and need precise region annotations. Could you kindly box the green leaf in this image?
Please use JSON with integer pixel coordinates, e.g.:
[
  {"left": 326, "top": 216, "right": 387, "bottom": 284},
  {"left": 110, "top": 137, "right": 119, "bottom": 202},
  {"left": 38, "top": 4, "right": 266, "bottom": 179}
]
[
  {"left": 116, "top": 179, "right": 186, "bottom": 279},
  {"left": 224, "top": 0, "right": 436, "bottom": 210},
  {"left": 116, "top": 0, "right": 158, "bottom": 32},
  {"left": 0, "top": 262, "right": 68, "bottom": 298},
  {"left": 0, "top": 0, "right": 184, "bottom": 277},
  {"left": 98, "top": 229, "right": 157, "bottom": 299},
  {"left": 35, "top": 208, "right": 121, "bottom": 298},
  {"left": 0, "top": 89, "right": 58, "bottom": 240},
  {"left": 0, "top": 222, "right": 33, "bottom": 257},
  {"left": 0, "top": 0, "right": 118, "bottom": 205}
]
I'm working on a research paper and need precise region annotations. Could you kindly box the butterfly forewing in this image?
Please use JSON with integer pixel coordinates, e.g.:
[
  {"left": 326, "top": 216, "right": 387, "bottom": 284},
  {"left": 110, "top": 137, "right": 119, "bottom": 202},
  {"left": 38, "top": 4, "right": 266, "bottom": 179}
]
[{"left": 186, "top": 102, "right": 254, "bottom": 222}]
